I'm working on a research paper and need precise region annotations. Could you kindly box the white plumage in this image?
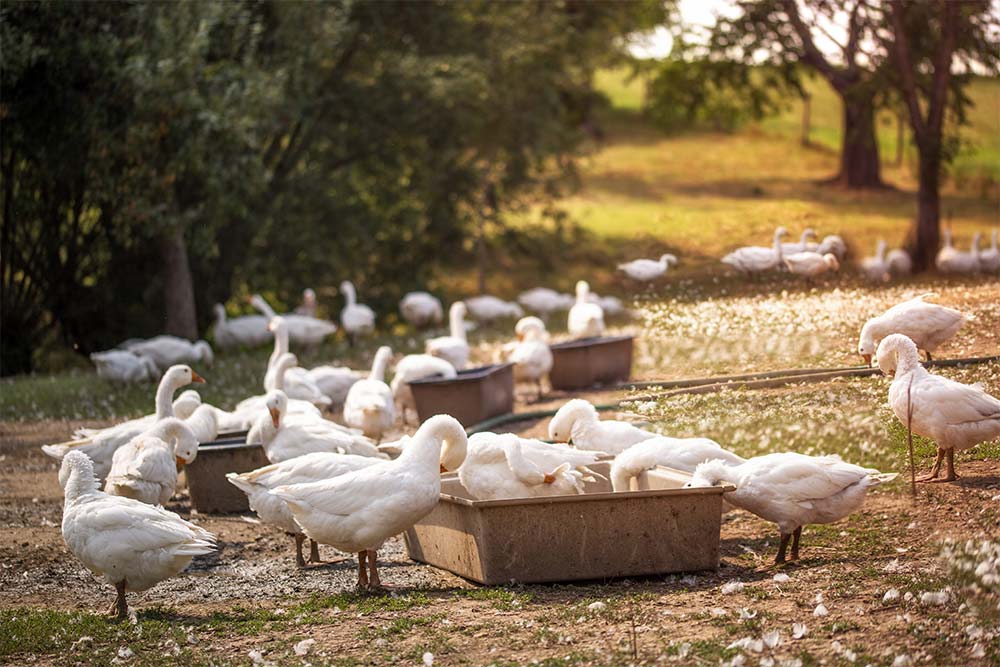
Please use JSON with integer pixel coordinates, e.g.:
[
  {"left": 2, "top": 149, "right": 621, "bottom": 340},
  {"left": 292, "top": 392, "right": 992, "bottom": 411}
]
[
  {"left": 860, "top": 240, "right": 890, "bottom": 282},
  {"left": 458, "top": 432, "right": 603, "bottom": 500},
  {"left": 568, "top": 280, "right": 604, "bottom": 339},
  {"left": 877, "top": 333, "right": 1000, "bottom": 482},
  {"left": 517, "top": 287, "right": 574, "bottom": 316},
  {"left": 856, "top": 293, "right": 965, "bottom": 364},
  {"left": 610, "top": 436, "right": 745, "bottom": 492},
  {"left": 886, "top": 248, "right": 913, "bottom": 277},
  {"left": 343, "top": 346, "right": 396, "bottom": 441},
  {"left": 212, "top": 304, "right": 271, "bottom": 349},
  {"left": 390, "top": 354, "right": 456, "bottom": 425},
  {"left": 548, "top": 399, "right": 657, "bottom": 455},
  {"left": 784, "top": 251, "right": 840, "bottom": 278},
  {"left": 271, "top": 414, "right": 468, "bottom": 589},
  {"left": 250, "top": 294, "right": 337, "bottom": 347},
  {"left": 465, "top": 295, "right": 524, "bottom": 322},
  {"left": 617, "top": 254, "right": 678, "bottom": 282},
  {"left": 59, "top": 450, "right": 216, "bottom": 618},
  {"left": 295, "top": 288, "right": 317, "bottom": 318},
  {"left": 978, "top": 229, "right": 999, "bottom": 273},
  {"left": 90, "top": 350, "right": 160, "bottom": 383},
  {"left": 426, "top": 302, "right": 471, "bottom": 370},
  {"left": 688, "top": 453, "right": 895, "bottom": 563},
  {"left": 721, "top": 227, "right": 788, "bottom": 274},
  {"left": 104, "top": 418, "right": 199, "bottom": 506},
  {"left": 339, "top": 281, "right": 376, "bottom": 340},
  {"left": 399, "top": 291, "right": 443, "bottom": 328},
  {"left": 780, "top": 229, "right": 817, "bottom": 255},
  {"left": 936, "top": 230, "right": 981, "bottom": 274},
  {"left": 508, "top": 316, "right": 552, "bottom": 397},
  {"left": 816, "top": 234, "right": 847, "bottom": 260},
  {"left": 122, "top": 336, "right": 213, "bottom": 371}
]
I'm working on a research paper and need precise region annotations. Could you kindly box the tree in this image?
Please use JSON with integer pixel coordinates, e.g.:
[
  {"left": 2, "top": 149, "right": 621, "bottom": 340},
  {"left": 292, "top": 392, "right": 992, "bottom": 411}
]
[{"left": 881, "top": 0, "right": 999, "bottom": 270}]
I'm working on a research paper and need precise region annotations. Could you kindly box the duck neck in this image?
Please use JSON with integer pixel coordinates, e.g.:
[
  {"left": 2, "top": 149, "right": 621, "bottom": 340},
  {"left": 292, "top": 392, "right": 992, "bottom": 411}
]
[
  {"left": 400, "top": 418, "right": 464, "bottom": 470},
  {"left": 772, "top": 233, "right": 783, "bottom": 258},
  {"left": 450, "top": 309, "right": 465, "bottom": 340},
  {"left": 893, "top": 342, "right": 923, "bottom": 377},
  {"left": 370, "top": 349, "right": 389, "bottom": 381},
  {"left": 343, "top": 283, "right": 357, "bottom": 307},
  {"left": 876, "top": 241, "right": 886, "bottom": 261},
  {"left": 569, "top": 411, "right": 597, "bottom": 444},
  {"left": 269, "top": 326, "right": 289, "bottom": 368},
  {"left": 63, "top": 462, "right": 100, "bottom": 503},
  {"left": 154, "top": 374, "right": 182, "bottom": 419}
]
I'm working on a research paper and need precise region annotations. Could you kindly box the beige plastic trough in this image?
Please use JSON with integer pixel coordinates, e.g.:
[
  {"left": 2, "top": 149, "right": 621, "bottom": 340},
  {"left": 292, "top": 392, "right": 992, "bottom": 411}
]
[
  {"left": 404, "top": 462, "right": 732, "bottom": 585},
  {"left": 409, "top": 363, "right": 515, "bottom": 428},
  {"left": 549, "top": 335, "right": 633, "bottom": 390},
  {"left": 186, "top": 432, "right": 268, "bottom": 514}
]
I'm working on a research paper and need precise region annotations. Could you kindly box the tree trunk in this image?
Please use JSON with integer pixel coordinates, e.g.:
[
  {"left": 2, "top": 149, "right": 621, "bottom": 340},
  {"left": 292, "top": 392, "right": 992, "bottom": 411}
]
[
  {"left": 160, "top": 226, "right": 198, "bottom": 339},
  {"left": 907, "top": 144, "right": 942, "bottom": 272},
  {"left": 800, "top": 93, "right": 811, "bottom": 147},
  {"left": 834, "top": 93, "right": 883, "bottom": 188},
  {"left": 895, "top": 110, "right": 905, "bottom": 167}
]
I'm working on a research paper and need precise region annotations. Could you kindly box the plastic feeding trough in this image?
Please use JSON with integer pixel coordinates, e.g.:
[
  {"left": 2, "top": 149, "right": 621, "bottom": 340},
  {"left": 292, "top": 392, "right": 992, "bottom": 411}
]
[
  {"left": 549, "top": 335, "right": 634, "bottom": 390},
  {"left": 404, "top": 462, "right": 732, "bottom": 585},
  {"left": 409, "top": 363, "right": 515, "bottom": 428},
  {"left": 185, "top": 431, "right": 267, "bottom": 514}
]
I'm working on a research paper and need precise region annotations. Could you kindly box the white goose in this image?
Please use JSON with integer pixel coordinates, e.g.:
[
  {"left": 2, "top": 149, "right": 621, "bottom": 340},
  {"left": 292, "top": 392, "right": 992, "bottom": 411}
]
[
  {"left": 784, "top": 251, "right": 840, "bottom": 278},
  {"left": 886, "top": 246, "right": 913, "bottom": 277},
  {"left": 399, "top": 291, "right": 443, "bottom": 328},
  {"left": 90, "top": 350, "right": 160, "bottom": 383},
  {"left": 227, "top": 431, "right": 466, "bottom": 568},
  {"left": 73, "top": 389, "right": 203, "bottom": 441},
  {"left": 980, "top": 229, "right": 1000, "bottom": 273},
  {"left": 856, "top": 293, "right": 965, "bottom": 364},
  {"left": 211, "top": 304, "right": 271, "bottom": 349},
  {"left": 721, "top": 227, "right": 788, "bottom": 274},
  {"left": 295, "top": 288, "right": 317, "bottom": 317},
  {"left": 548, "top": 399, "right": 657, "bottom": 455},
  {"left": 123, "top": 336, "right": 213, "bottom": 371},
  {"left": 59, "top": 451, "right": 216, "bottom": 619},
  {"left": 610, "top": 436, "right": 745, "bottom": 492},
  {"left": 343, "top": 346, "right": 396, "bottom": 441},
  {"left": 517, "top": 287, "right": 574, "bottom": 317},
  {"left": 272, "top": 415, "right": 467, "bottom": 589},
  {"left": 617, "top": 254, "right": 678, "bottom": 282},
  {"left": 264, "top": 320, "right": 333, "bottom": 407},
  {"left": 465, "top": 295, "right": 524, "bottom": 322},
  {"left": 458, "top": 432, "right": 602, "bottom": 500},
  {"left": 568, "top": 280, "right": 604, "bottom": 339},
  {"left": 234, "top": 353, "right": 324, "bottom": 422},
  {"left": 860, "top": 240, "right": 890, "bottom": 282},
  {"left": 104, "top": 418, "right": 200, "bottom": 505},
  {"left": 781, "top": 229, "right": 817, "bottom": 255},
  {"left": 688, "top": 453, "right": 895, "bottom": 563},
  {"left": 339, "top": 281, "right": 376, "bottom": 343},
  {"left": 42, "top": 365, "right": 205, "bottom": 479},
  {"left": 816, "top": 234, "right": 847, "bottom": 260},
  {"left": 592, "top": 294, "right": 627, "bottom": 318},
  {"left": 426, "top": 302, "right": 470, "bottom": 370},
  {"left": 877, "top": 333, "right": 1000, "bottom": 482},
  {"left": 249, "top": 390, "right": 379, "bottom": 463},
  {"left": 508, "top": 316, "right": 552, "bottom": 398},
  {"left": 936, "top": 230, "right": 981, "bottom": 274},
  {"left": 250, "top": 294, "right": 337, "bottom": 347},
  {"left": 390, "top": 354, "right": 456, "bottom": 425}
]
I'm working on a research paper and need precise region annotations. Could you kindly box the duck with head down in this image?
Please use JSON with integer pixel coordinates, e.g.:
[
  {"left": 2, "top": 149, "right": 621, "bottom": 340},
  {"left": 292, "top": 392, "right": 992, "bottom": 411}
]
[{"left": 856, "top": 294, "right": 965, "bottom": 366}]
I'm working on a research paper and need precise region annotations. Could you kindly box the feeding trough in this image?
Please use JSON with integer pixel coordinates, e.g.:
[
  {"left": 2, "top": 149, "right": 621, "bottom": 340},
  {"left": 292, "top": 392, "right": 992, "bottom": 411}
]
[
  {"left": 404, "top": 462, "right": 732, "bottom": 585},
  {"left": 186, "top": 431, "right": 267, "bottom": 514},
  {"left": 409, "top": 363, "right": 514, "bottom": 428},
  {"left": 549, "top": 335, "right": 633, "bottom": 390}
]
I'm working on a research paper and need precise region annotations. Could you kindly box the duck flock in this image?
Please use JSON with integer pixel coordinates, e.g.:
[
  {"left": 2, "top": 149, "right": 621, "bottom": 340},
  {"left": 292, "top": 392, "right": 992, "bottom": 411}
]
[{"left": 43, "top": 242, "right": 1000, "bottom": 620}]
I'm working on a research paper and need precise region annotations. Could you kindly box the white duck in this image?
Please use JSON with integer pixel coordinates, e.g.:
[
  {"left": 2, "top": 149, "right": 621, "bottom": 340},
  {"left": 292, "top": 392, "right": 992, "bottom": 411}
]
[
  {"left": 856, "top": 293, "right": 965, "bottom": 364},
  {"left": 617, "top": 254, "right": 678, "bottom": 282},
  {"left": 548, "top": 399, "right": 657, "bottom": 455},
  {"left": 465, "top": 295, "right": 524, "bottom": 322},
  {"left": 250, "top": 294, "right": 337, "bottom": 348},
  {"left": 721, "top": 227, "right": 788, "bottom": 274},
  {"left": 781, "top": 228, "right": 817, "bottom": 255},
  {"left": 936, "top": 230, "right": 981, "bottom": 274},
  {"left": 90, "top": 350, "right": 160, "bottom": 383},
  {"left": 123, "top": 336, "right": 213, "bottom": 371},
  {"left": 390, "top": 354, "right": 456, "bottom": 425},
  {"left": 227, "top": 431, "right": 466, "bottom": 568},
  {"left": 59, "top": 450, "right": 216, "bottom": 618},
  {"left": 592, "top": 294, "right": 627, "bottom": 318},
  {"left": 234, "top": 353, "right": 324, "bottom": 423},
  {"left": 517, "top": 287, "right": 574, "bottom": 317},
  {"left": 784, "top": 251, "right": 840, "bottom": 279},
  {"left": 816, "top": 234, "right": 847, "bottom": 260},
  {"left": 568, "top": 280, "right": 605, "bottom": 339},
  {"left": 399, "top": 291, "right": 443, "bottom": 328},
  {"left": 877, "top": 333, "right": 1000, "bottom": 482},
  {"left": 343, "top": 346, "right": 396, "bottom": 442},
  {"left": 295, "top": 288, "right": 317, "bottom": 317},
  {"left": 249, "top": 390, "right": 379, "bottom": 463},
  {"left": 271, "top": 415, "right": 466, "bottom": 589},
  {"left": 859, "top": 240, "right": 890, "bottom": 282},
  {"left": 508, "top": 316, "right": 552, "bottom": 398},
  {"left": 688, "top": 453, "right": 895, "bottom": 563},
  {"left": 263, "top": 320, "right": 332, "bottom": 407},
  {"left": 458, "top": 432, "right": 602, "bottom": 501},
  {"left": 610, "top": 436, "right": 745, "bottom": 492},
  {"left": 211, "top": 304, "right": 271, "bottom": 349},
  {"left": 72, "top": 389, "right": 203, "bottom": 441},
  {"left": 42, "top": 365, "right": 205, "bottom": 479},
  {"left": 886, "top": 247, "right": 913, "bottom": 277},
  {"left": 426, "top": 302, "right": 471, "bottom": 370},
  {"left": 104, "top": 418, "right": 199, "bottom": 505},
  {"left": 980, "top": 229, "right": 1000, "bottom": 273},
  {"left": 339, "top": 281, "right": 376, "bottom": 343}
]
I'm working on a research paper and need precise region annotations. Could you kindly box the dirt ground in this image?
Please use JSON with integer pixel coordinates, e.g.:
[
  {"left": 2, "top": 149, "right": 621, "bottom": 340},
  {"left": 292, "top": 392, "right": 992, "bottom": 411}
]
[{"left": 2, "top": 414, "right": 998, "bottom": 667}]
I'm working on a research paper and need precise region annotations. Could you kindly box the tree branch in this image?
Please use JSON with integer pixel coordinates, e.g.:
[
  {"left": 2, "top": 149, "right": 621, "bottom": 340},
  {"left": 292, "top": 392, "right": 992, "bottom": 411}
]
[
  {"left": 926, "top": 0, "right": 959, "bottom": 138},
  {"left": 887, "top": 0, "right": 927, "bottom": 143},
  {"left": 781, "top": 0, "right": 849, "bottom": 91},
  {"left": 845, "top": 0, "right": 863, "bottom": 66}
]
